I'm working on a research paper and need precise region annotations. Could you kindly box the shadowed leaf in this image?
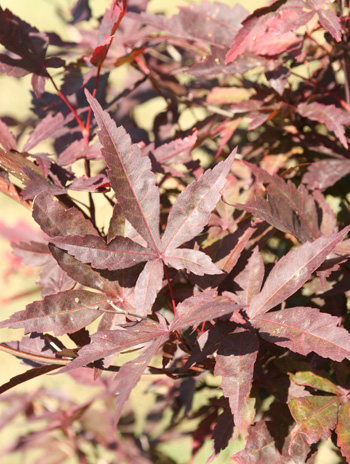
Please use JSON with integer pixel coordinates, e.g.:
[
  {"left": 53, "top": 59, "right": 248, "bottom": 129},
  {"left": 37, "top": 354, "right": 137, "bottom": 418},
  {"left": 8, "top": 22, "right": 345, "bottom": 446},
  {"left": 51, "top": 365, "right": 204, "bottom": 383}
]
[
  {"left": 214, "top": 326, "right": 258, "bottom": 433},
  {"left": 253, "top": 306, "right": 350, "bottom": 362},
  {"left": 249, "top": 228, "right": 350, "bottom": 317}
]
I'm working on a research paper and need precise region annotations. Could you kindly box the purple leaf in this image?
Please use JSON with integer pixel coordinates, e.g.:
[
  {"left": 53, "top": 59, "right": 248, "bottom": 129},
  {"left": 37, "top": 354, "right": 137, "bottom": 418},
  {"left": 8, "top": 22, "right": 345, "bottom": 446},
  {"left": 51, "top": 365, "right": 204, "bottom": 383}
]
[
  {"left": 85, "top": 90, "right": 162, "bottom": 252},
  {"left": 70, "top": 0, "right": 92, "bottom": 24},
  {"left": 185, "top": 321, "right": 236, "bottom": 369},
  {"left": 169, "top": 290, "right": 242, "bottom": 332},
  {"left": 67, "top": 173, "right": 109, "bottom": 192},
  {"left": 49, "top": 244, "right": 124, "bottom": 297},
  {"left": 22, "top": 169, "right": 67, "bottom": 201},
  {"left": 38, "top": 258, "right": 74, "bottom": 297},
  {"left": 0, "top": 290, "right": 112, "bottom": 336},
  {"left": 314, "top": 0, "right": 341, "bottom": 42},
  {"left": 107, "top": 203, "right": 126, "bottom": 243},
  {"left": 134, "top": 259, "right": 164, "bottom": 316},
  {"left": 147, "top": 131, "right": 197, "bottom": 166},
  {"left": 50, "top": 234, "right": 157, "bottom": 270},
  {"left": 57, "top": 140, "right": 102, "bottom": 166},
  {"left": 23, "top": 113, "right": 67, "bottom": 152},
  {"left": 0, "top": 365, "right": 61, "bottom": 395},
  {"left": 210, "top": 407, "right": 234, "bottom": 459},
  {"left": 252, "top": 306, "right": 350, "bottom": 362},
  {"left": 0, "top": 119, "right": 16, "bottom": 151},
  {"left": 162, "top": 150, "right": 235, "bottom": 252},
  {"left": 58, "top": 318, "right": 169, "bottom": 374},
  {"left": 214, "top": 326, "right": 258, "bottom": 433},
  {"left": 248, "top": 228, "right": 350, "bottom": 318},
  {"left": 0, "top": 146, "right": 43, "bottom": 183},
  {"left": 12, "top": 240, "right": 51, "bottom": 267},
  {"left": 226, "top": 0, "right": 340, "bottom": 64},
  {"left": 112, "top": 334, "right": 168, "bottom": 426},
  {"left": 237, "top": 162, "right": 321, "bottom": 242},
  {"left": 234, "top": 247, "right": 265, "bottom": 305},
  {"left": 0, "top": 8, "right": 64, "bottom": 97},
  {"left": 303, "top": 158, "right": 350, "bottom": 191},
  {"left": 231, "top": 420, "right": 291, "bottom": 463},
  {"left": 298, "top": 102, "right": 350, "bottom": 149},
  {"left": 163, "top": 248, "right": 222, "bottom": 276},
  {"left": 130, "top": 3, "right": 249, "bottom": 49},
  {"left": 33, "top": 193, "right": 98, "bottom": 237}
]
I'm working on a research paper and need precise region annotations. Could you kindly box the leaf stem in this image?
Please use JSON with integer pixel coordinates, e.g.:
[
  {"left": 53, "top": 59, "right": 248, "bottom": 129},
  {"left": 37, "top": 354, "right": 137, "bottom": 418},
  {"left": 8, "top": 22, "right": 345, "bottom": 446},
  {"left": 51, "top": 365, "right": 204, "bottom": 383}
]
[
  {"left": 163, "top": 263, "right": 176, "bottom": 315},
  {"left": 289, "top": 69, "right": 350, "bottom": 110},
  {"left": 47, "top": 72, "right": 86, "bottom": 133}
]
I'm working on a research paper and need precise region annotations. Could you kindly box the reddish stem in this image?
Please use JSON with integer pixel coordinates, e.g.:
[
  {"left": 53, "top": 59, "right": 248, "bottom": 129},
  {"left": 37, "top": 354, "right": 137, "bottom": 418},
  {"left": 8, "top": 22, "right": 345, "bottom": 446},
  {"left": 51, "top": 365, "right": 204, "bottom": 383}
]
[
  {"left": 289, "top": 69, "right": 350, "bottom": 110},
  {"left": 163, "top": 263, "right": 176, "bottom": 315},
  {"left": 85, "top": 0, "right": 128, "bottom": 138},
  {"left": 47, "top": 73, "right": 86, "bottom": 134}
]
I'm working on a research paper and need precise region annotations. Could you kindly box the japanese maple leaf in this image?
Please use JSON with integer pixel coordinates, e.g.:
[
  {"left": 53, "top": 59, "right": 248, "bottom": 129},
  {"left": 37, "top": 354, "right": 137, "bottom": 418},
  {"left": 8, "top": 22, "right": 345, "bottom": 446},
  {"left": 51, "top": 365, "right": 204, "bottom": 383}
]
[
  {"left": 90, "top": 0, "right": 126, "bottom": 66},
  {"left": 0, "top": 7, "right": 64, "bottom": 97},
  {"left": 51, "top": 91, "right": 235, "bottom": 316},
  {"left": 225, "top": 0, "right": 341, "bottom": 63}
]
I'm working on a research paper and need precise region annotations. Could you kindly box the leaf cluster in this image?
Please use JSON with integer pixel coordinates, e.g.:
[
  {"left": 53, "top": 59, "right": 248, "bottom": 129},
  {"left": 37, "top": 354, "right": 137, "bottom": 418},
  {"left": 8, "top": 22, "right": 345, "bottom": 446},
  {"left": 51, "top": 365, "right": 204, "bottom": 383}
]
[{"left": 0, "top": 0, "right": 350, "bottom": 462}]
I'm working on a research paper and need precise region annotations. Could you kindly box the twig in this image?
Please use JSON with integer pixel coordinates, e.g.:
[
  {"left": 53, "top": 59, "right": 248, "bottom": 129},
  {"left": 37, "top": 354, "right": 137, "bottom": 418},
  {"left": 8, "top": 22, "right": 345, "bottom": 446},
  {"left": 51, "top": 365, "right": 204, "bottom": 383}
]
[{"left": 75, "top": 298, "right": 147, "bottom": 320}]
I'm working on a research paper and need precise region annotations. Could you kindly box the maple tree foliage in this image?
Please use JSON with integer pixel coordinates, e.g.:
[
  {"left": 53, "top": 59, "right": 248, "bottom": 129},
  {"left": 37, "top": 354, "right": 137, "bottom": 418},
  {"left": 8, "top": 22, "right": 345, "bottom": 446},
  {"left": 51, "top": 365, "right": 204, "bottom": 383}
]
[{"left": 0, "top": 0, "right": 350, "bottom": 462}]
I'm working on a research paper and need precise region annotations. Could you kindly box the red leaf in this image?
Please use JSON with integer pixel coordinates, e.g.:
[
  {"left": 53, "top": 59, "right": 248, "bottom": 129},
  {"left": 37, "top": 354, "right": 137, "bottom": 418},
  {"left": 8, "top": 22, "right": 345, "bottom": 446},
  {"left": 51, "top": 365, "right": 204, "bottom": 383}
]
[
  {"left": 23, "top": 113, "right": 67, "bottom": 152},
  {"left": 130, "top": 3, "right": 249, "bottom": 49},
  {"left": 149, "top": 131, "right": 197, "bottom": 166},
  {"left": 225, "top": 12, "right": 272, "bottom": 63},
  {"left": 303, "top": 158, "right": 350, "bottom": 191},
  {"left": 231, "top": 420, "right": 291, "bottom": 463},
  {"left": 134, "top": 259, "right": 164, "bottom": 316},
  {"left": 214, "top": 222, "right": 256, "bottom": 278},
  {"left": 298, "top": 102, "right": 350, "bottom": 149},
  {"left": 234, "top": 247, "right": 265, "bottom": 305},
  {"left": 0, "top": 119, "right": 16, "bottom": 151},
  {"left": 314, "top": 0, "right": 342, "bottom": 42},
  {"left": 85, "top": 90, "right": 162, "bottom": 252},
  {"left": 214, "top": 327, "right": 258, "bottom": 433},
  {"left": 248, "top": 228, "right": 349, "bottom": 317},
  {"left": 50, "top": 234, "right": 157, "bottom": 270},
  {"left": 185, "top": 321, "right": 236, "bottom": 369},
  {"left": 252, "top": 306, "right": 350, "bottom": 362},
  {"left": 33, "top": 193, "right": 98, "bottom": 237},
  {"left": 0, "top": 146, "right": 43, "bottom": 183},
  {"left": 0, "top": 8, "right": 64, "bottom": 96},
  {"left": 169, "top": 290, "right": 242, "bottom": 332},
  {"left": 163, "top": 248, "right": 222, "bottom": 276},
  {"left": 90, "top": 1, "right": 124, "bottom": 66},
  {"left": 12, "top": 241, "right": 51, "bottom": 267},
  {"left": 226, "top": 0, "right": 341, "bottom": 64},
  {"left": 210, "top": 407, "right": 234, "bottom": 459},
  {"left": 237, "top": 162, "right": 321, "bottom": 242},
  {"left": 0, "top": 289, "right": 111, "bottom": 336},
  {"left": 58, "top": 318, "right": 169, "bottom": 373},
  {"left": 112, "top": 334, "right": 168, "bottom": 426},
  {"left": 0, "top": 365, "right": 60, "bottom": 395},
  {"left": 22, "top": 169, "right": 67, "bottom": 201},
  {"left": 162, "top": 150, "right": 236, "bottom": 252}
]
